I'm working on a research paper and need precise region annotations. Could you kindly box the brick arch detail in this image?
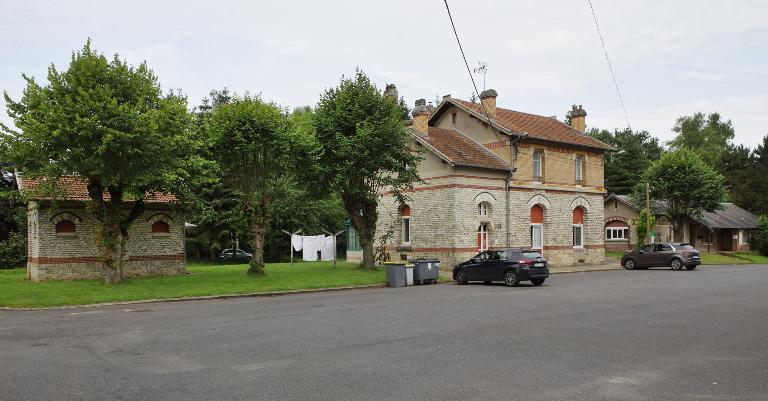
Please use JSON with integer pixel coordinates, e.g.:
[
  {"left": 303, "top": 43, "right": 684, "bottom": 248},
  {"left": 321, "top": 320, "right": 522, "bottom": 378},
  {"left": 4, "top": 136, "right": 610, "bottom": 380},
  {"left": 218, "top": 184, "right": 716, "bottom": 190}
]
[
  {"left": 50, "top": 212, "right": 82, "bottom": 224},
  {"left": 473, "top": 191, "right": 497, "bottom": 202},
  {"left": 147, "top": 213, "right": 174, "bottom": 225},
  {"left": 527, "top": 194, "right": 552, "bottom": 210},
  {"left": 604, "top": 216, "right": 630, "bottom": 225},
  {"left": 569, "top": 196, "right": 592, "bottom": 212}
]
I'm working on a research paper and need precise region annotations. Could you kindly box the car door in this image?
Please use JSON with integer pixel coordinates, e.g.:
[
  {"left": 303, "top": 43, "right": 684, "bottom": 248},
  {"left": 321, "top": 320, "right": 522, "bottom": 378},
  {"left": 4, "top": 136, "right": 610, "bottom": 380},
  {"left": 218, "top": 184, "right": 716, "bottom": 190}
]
[
  {"left": 483, "top": 251, "right": 506, "bottom": 281},
  {"left": 655, "top": 244, "right": 674, "bottom": 266},
  {"left": 637, "top": 244, "right": 655, "bottom": 267},
  {"left": 465, "top": 252, "right": 488, "bottom": 281}
]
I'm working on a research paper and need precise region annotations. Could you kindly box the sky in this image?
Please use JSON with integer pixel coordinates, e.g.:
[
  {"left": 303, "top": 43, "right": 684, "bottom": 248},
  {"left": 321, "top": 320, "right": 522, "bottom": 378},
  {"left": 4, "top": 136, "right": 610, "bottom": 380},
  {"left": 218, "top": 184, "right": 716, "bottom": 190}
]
[{"left": 1, "top": 0, "right": 767, "bottom": 147}]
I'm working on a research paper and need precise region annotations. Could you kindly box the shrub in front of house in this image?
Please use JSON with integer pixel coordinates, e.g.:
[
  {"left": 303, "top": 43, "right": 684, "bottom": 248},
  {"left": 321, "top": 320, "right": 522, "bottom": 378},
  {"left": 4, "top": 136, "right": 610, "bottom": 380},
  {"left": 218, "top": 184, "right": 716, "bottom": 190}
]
[
  {"left": 0, "top": 232, "right": 26, "bottom": 269},
  {"left": 752, "top": 215, "right": 768, "bottom": 256}
]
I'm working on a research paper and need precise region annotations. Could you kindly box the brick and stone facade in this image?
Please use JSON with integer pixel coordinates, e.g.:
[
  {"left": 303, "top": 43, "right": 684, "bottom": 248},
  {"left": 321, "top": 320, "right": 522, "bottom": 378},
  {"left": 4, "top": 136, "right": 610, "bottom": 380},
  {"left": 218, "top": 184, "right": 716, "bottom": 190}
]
[
  {"left": 375, "top": 90, "right": 612, "bottom": 269},
  {"left": 26, "top": 200, "right": 185, "bottom": 281}
]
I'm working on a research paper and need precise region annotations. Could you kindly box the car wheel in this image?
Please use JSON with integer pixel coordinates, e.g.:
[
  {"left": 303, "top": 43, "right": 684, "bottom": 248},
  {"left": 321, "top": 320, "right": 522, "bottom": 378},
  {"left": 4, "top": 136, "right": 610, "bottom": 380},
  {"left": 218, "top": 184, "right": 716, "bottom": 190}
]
[
  {"left": 685, "top": 265, "right": 697, "bottom": 270},
  {"left": 624, "top": 259, "right": 636, "bottom": 270},
  {"left": 455, "top": 270, "right": 468, "bottom": 285},
  {"left": 504, "top": 271, "right": 519, "bottom": 287},
  {"left": 670, "top": 259, "right": 684, "bottom": 271},
  {"left": 531, "top": 278, "right": 546, "bottom": 286}
]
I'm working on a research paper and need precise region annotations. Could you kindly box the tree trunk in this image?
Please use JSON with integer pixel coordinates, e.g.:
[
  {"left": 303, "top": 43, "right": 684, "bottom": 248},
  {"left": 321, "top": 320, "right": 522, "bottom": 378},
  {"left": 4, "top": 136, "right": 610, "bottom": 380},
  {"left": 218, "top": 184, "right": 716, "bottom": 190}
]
[
  {"left": 246, "top": 203, "right": 268, "bottom": 276},
  {"left": 360, "top": 234, "right": 375, "bottom": 269},
  {"left": 101, "top": 221, "right": 123, "bottom": 285}
]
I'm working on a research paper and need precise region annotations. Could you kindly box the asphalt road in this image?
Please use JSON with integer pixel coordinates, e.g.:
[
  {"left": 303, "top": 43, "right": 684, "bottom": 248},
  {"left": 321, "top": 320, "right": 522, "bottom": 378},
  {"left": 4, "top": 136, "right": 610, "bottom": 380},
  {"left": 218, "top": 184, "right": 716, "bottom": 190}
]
[{"left": 2, "top": 265, "right": 768, "bottom": 401}]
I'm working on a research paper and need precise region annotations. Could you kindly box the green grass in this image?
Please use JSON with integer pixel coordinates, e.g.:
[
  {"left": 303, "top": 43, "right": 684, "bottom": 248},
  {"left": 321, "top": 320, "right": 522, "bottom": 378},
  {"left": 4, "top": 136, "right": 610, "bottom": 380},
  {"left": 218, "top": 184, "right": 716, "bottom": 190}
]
[
  {"left": 0, "top": 261, "right": 385, "bottom": 309},
  {"left": 605, "top": 251, "right": 627, "bottom": 259},
  {"left": 698, "top": 253, "right": 750, "bottom": 265},
  {"left": 733, "top": 252, "right": 768, "bottom": 263}
]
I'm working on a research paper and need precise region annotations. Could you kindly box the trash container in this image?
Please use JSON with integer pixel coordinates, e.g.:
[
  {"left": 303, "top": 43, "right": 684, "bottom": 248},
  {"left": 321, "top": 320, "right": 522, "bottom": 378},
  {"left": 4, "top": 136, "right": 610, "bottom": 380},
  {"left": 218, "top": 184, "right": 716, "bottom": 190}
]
[
  {"left": 384, "top": 262, "right": 407, "bottom": 288},
  {"left": 410, "top": 258, "right": 440, "bottom": 284}
]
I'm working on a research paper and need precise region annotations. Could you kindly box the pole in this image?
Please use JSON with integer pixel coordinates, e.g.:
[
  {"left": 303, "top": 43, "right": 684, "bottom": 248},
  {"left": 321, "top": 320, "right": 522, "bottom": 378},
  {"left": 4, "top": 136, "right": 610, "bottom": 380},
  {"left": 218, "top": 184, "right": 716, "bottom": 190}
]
[
  {"left": 323, "top": 229, "right": 345, "bottom": 269},
  {"left": 646, "top": 182, "right": 651, "bottom": 244},
  {"left": 281, "top": 230, "right": 302, "bottom": 266}
]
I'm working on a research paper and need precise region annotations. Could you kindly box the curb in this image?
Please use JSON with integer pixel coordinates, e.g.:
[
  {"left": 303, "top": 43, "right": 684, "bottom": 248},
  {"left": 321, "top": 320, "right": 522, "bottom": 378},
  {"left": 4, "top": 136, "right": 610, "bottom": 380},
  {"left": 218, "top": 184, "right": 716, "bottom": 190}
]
[{"left": 0, "top": 284, "right": 386, "bottom": 311}]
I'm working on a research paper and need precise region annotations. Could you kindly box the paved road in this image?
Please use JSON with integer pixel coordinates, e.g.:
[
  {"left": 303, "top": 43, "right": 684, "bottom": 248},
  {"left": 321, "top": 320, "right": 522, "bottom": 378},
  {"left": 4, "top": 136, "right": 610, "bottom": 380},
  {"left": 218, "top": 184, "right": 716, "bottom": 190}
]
[{"left": 2, "top": 265, "right": 768, "bottom": 401}]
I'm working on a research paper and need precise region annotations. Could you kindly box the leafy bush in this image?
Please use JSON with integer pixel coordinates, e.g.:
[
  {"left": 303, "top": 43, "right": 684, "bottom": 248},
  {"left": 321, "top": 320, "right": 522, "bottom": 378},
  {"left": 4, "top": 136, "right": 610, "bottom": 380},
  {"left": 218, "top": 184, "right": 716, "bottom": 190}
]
[
  {"left": 635, "top": 208, "right": 656, "bottom": 249},
  {"left": 0, "top": 232, "right": 26, "bottom": 269},
  {"left": 752, "top": 215, "right": 768, "bottom": 256}
]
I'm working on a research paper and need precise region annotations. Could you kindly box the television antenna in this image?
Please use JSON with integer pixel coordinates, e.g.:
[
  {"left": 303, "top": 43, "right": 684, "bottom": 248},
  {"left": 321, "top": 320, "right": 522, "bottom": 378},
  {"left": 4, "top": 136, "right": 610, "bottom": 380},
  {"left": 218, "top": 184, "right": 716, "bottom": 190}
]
[{"left": 473, "top": 62, "right": 488, "bottom": 91}]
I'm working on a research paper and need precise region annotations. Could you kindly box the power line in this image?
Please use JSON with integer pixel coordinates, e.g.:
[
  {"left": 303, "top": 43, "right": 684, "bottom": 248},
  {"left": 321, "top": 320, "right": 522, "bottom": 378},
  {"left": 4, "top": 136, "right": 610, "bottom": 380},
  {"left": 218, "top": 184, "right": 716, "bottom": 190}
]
[
  {"left": 441, "top": 0, "right": 515, "bottom": 161},
  {"left": 587, "top": 0, "right": 631, "bottom": 130}
]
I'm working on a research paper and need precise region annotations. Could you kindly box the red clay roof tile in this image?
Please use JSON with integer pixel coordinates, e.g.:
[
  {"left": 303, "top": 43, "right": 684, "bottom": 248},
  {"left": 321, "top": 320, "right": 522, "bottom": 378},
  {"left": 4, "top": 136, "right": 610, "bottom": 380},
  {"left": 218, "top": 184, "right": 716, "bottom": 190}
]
[
  {"left": 22, "top": 175, "right": 176, "bottom": 203},
  {"left": 413, "top": 127, "right": 510, "bottom": 171}
]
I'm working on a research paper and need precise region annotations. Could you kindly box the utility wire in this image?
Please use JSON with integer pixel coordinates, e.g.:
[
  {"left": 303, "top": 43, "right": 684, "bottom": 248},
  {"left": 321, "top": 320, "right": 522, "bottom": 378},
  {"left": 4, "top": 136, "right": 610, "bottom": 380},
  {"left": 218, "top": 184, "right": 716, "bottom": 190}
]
[
  {"left": 587, "top": 0, "right": 631, "bottom": 130},
  {"left": 442, "top": 0, "right": 516, "bottom": 162}
]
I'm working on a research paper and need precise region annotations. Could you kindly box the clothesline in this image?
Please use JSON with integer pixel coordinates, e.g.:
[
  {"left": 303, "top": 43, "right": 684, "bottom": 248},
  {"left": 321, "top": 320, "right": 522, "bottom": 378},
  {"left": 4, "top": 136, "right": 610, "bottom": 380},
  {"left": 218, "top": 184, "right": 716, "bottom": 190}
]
[{"left": 291, "top": 234, "right": 335, "bottom": 262}]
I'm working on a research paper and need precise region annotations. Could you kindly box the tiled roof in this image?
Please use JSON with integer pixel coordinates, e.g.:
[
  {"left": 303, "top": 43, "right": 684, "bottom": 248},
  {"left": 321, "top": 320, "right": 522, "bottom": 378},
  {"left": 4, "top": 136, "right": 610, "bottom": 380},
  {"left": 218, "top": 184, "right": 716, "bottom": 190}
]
[
  {"left": 21, "top": 175, "right": 176, "bottom": 203},
  {"left": 697, "top": 203, "right": 758, "bottom": 229},
  {"left": 451, "top": 99, "right": 614, "bottom": 150},
  {"left": 412, "top": 127, "right": 510, "bottom": 171}
]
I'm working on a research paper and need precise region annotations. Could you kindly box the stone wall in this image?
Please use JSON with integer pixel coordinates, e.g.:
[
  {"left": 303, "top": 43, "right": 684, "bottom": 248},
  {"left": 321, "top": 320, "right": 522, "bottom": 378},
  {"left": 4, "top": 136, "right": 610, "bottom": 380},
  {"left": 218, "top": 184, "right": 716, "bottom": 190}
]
[
  {"left": 376, "top": 170, "right": 606, "bottom": 269},
  {"left": 26, "top": 201, "right": 185, "bottom": 281}
]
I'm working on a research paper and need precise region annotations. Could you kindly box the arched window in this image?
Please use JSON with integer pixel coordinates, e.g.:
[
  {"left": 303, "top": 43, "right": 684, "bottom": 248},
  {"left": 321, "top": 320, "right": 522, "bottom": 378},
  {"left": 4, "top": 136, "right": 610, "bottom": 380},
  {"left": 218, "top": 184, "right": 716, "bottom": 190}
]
[
  {"left": 573, "top": 207, "right": 585, "bottom": 247},
  {"left": 530, "top": 205, "right": 543, "bottom": 249},
  {"left": 151, "top": 221, "right": 170, "bottom": 234},
  {"left": 400, "top": 205, "right": 411, "bottom": 244},
  {"left": 477, "top": 202, "right": 491, "bottom": 217},
  {"left": 55, "top": 220, "right": 76, "bottom": 235}
]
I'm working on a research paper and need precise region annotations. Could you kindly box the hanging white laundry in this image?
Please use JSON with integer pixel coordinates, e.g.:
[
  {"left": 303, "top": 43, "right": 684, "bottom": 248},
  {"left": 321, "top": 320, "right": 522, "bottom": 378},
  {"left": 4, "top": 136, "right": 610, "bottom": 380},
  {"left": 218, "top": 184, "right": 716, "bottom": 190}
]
[
  {"left": 320, "top": 235, "right": 334, "bottom": 261},
  {"left": 314, "top": 235, "right": 325, "bottom": 260},
  {"left": 302, "top": 236, "right": 318, "bottom": 261},
  {"left": 292, "top": 234, "right": 303, "bottom": 252}
]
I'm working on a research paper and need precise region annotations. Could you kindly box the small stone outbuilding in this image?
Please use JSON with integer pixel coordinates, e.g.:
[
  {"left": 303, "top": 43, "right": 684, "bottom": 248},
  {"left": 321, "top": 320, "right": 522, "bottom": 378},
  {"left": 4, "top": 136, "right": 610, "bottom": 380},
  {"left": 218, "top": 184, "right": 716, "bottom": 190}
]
[{"left": 20, "top": 175, "right": 186, "bottom": 281}]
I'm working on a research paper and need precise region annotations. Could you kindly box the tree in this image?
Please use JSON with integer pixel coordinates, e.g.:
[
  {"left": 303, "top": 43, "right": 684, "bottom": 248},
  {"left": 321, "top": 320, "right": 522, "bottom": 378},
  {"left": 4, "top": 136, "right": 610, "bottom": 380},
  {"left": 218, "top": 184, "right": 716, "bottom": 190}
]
[
  {"left": 746, "top": 134, "right": 768, "bottom": 215},
  {"left": 635, "top": 208, "right": 656, "bottom": 249},
  {"left": 1, "top": 40, "right": 202, "bottom": 284},
  {"left": 589, "top": 128, "right": 664, "bottom": 194},
  {"left": 314, "top": 70, "right": 421, "bottom": 269},
  {"left": 634, "top": 149, "right": 727, "bottom": 241},
  {"left": 204, "top": 95, "right": 298, "bottom": 275},
  {"left": 752, "top": 215, "right": 768, "bottom": 256},
  {"left": 668, "top": 112, "right": 734, "bottom": 167}
]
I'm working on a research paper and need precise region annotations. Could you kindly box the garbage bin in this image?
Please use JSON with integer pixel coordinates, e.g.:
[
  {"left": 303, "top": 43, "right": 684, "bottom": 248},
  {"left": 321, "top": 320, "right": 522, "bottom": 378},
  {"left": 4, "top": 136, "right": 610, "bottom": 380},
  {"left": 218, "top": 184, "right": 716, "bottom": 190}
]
[
  {"left": 384, "top": 262, "right": 407, "bottom": 288},
  {"left": 410, "top": 258, "right": 440, "bottom": 284}
]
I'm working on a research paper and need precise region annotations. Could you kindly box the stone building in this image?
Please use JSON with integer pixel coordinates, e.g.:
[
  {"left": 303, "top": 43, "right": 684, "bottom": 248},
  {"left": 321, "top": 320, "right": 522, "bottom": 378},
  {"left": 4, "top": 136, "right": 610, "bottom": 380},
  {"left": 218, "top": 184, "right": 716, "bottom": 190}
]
[
  {"left": 20, "top": 176, "right": 185, "bottom": 281},
  {"left": 376, "top": 89, "right": 614, "bottom": 268},
  {"left": 604, "top": 194, "right": 759, "bottom": 252}
]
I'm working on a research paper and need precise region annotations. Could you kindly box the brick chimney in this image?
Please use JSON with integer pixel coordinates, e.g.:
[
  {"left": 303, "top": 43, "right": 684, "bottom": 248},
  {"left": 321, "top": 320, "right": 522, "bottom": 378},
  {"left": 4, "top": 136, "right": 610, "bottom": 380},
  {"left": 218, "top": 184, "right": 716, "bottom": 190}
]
[
  {"left": 569, "top": 104, "right": 587, "bottom": 133},
  {"left": 412, "top": 99, "right": 431, "bottom": 134},
  {"left": 479, "top": 89, "right": 498, "bottom": 119}
]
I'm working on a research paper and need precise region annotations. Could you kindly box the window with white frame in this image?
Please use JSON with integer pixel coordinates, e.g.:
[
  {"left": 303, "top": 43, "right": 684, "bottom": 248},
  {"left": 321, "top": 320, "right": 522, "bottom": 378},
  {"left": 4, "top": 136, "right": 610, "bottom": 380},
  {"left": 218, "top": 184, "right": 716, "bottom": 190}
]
[
  {"left": 606, "top": 227, "right": 630, "bottom": 240},
  {"left": 533, "top": 150, "right": 543, "bottom": 181},
  {"left": 402, "top": 217, "right": 411, "bottom": 244},
  {"left": 477, "top": 224, "right": 489, "bottom": 251},
  {"left": 575, "top": 155, "right": 585, "bottom": 184},
  {"left": 531, "top": 224, "right": 543, "bottom": 249},
  {"left": 477, "top": 202, "right": 490, "bottom": 217}
]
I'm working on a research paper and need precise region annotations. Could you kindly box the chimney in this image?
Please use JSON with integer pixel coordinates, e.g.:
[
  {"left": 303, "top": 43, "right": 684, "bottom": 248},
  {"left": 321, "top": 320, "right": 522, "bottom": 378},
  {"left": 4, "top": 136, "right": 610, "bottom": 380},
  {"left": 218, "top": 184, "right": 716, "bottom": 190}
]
[
  {"left": 569, "top": 104, "right": 587, "bottom": 133},
  {"left": 412, "top": 99, "right": 431, "bottom": 134},
  {"left": 383, "top": 84, "right": 398, "bottom": 102},
  {"left": 479, "top": 89, "right": 498, "bottom": 119}
]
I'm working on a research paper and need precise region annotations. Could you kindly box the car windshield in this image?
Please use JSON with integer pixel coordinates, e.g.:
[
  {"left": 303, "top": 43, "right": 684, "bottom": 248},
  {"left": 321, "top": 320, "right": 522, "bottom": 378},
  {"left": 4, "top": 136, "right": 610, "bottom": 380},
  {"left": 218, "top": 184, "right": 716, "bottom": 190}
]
[
  {"left": 676, "top": 244, "right": 695, "bottom": 250},
  {"left": 521, "top": 251, "right": 542, "bottom": 259}
]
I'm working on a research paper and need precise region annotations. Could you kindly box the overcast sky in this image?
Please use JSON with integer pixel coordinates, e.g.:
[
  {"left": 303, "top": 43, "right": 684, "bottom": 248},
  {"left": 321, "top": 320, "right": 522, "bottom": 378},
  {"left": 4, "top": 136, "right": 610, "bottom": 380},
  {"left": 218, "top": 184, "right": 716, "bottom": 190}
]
[{"left": 2, "top": 0, "right": 767, "bottom": 147}]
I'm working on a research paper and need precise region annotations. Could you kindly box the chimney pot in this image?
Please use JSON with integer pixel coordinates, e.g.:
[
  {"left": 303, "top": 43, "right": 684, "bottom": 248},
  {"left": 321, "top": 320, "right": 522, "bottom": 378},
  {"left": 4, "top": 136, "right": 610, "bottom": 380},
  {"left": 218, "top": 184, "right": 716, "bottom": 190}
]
[
  {"left": 569, "top": 104, "right": 587, "bottom": 133},
  {"left": 412, "top": 98, "right": 431, "bottom": 135},
  {"left": 479, "top": 89, "right": 498, "bottom": 118}
]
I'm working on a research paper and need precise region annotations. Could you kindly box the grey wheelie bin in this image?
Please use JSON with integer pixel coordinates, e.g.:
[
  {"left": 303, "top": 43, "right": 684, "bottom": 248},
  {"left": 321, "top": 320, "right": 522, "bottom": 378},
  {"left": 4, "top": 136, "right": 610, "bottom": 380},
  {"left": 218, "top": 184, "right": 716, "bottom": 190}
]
[
  {"left": 410, "top": 258, "right": 440, "bottom": 284},
  {"left": 384, "top": 262, "right": 408, "bottom": 287}
]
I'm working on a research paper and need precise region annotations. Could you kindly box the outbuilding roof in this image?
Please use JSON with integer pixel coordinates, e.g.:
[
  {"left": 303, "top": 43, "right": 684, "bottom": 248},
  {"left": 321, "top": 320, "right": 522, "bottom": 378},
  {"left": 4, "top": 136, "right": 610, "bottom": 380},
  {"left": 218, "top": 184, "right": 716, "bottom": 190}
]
[
  {"left": 696, "top": 203, "right": 759, "bottom": 229},
  {"left": 21, "top": 175, "right": 176, "bottom": 203}
]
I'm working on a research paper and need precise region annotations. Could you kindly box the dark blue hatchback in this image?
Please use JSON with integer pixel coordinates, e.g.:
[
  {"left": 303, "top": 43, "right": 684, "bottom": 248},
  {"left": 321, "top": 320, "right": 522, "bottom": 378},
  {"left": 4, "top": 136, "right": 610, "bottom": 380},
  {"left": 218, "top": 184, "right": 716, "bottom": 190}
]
[{"left": 453, "top": 249, "right": 549, "bottom": 287}]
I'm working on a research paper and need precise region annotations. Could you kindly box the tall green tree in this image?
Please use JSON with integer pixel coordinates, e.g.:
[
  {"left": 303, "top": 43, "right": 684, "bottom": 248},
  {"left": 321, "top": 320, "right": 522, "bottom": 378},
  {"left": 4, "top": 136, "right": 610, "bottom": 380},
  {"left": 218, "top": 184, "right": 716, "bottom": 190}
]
[
  {"left": 589, "top": 128, "right": 664, "bottom": 194},
  {"left": 314, "top": 70, "right": 421, "bottom": 269},
  {"left": 746, "top": 134, "right": 768, "bottom": 215},
  {"left": 1, "top": 40, "right": 202, "bottom": 284},
  {"left": 668, "top": 112, "right": 734, "bottom": 166},
  {"left": 204, "top": 95, "right": 299, "bottom": 275},
  {"left": 635, "top": 208, "right": 656, "bottom": 249},
  {"left": 634, "top": 149, "right": 727, "bottom": 241}
]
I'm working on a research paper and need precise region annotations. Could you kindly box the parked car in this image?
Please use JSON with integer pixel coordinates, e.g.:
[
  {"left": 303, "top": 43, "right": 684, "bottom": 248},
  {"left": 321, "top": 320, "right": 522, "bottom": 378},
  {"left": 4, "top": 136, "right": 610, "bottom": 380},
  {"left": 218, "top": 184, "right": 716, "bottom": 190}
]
[
  {"left": 453, "top": 249, "right": 549, "bottom": 287},
  {"left": 219, "top": 248, "right": 252, "bottom": 263},
  {"left": 621, "top": 243, "right": 701, "bottom": 270}
]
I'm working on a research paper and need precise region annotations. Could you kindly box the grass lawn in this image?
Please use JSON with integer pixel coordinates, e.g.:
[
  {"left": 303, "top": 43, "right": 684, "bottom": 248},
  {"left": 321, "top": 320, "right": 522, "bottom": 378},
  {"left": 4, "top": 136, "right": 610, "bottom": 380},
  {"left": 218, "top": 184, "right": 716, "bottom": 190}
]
[
  {"left": 733, "top": 252, "right": 768, "bottom": 263},
  {"left": 0, "top": 261, "right": 385, "bottom": 309},
  {"left": 698, "top": 253, "right": 750, "bottom": 265},
  {"left": 605, "top": 251, "right": 627, "bottom": 259}
]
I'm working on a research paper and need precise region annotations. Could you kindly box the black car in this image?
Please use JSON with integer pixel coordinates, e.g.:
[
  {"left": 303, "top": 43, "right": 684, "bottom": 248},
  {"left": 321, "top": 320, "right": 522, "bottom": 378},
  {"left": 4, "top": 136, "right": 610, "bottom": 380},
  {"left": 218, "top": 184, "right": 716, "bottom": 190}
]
[
  {"left": 219, "top": 248, "right": 252, "bottom": 263},
  {"left": 621, "top": 242, "right": 701, "bottom": 270},
  {"left": 453, "top": 249, "right": 549, "bottom": 287}
]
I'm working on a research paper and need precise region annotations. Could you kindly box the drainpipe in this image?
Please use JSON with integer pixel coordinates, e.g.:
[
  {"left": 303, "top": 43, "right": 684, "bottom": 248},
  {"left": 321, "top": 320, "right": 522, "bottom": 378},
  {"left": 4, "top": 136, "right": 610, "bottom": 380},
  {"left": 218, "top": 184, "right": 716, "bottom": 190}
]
[{"left": 505, "top": 173, "right": 511, "bottom": 248}]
